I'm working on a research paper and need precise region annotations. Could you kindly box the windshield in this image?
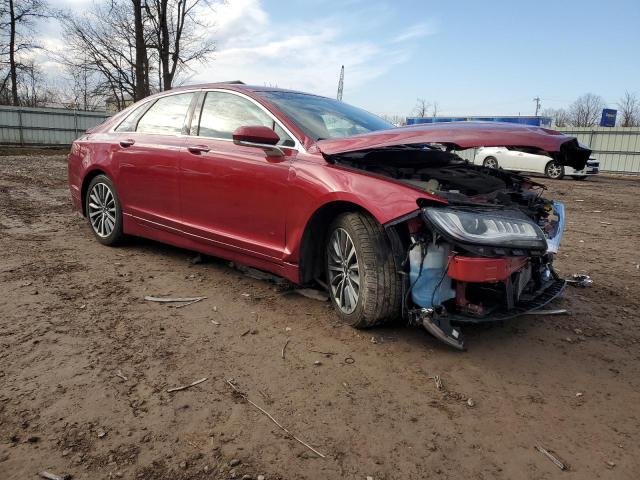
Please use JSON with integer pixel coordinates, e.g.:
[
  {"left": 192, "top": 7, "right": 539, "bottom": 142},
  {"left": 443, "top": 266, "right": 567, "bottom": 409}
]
[{"left": 256, "top": 91, "right": 394, "bottom": 141}]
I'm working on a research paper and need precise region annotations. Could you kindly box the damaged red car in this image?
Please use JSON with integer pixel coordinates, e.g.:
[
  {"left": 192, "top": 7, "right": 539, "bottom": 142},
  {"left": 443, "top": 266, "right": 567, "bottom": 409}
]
[{"left": 67, "top": 83, "right": 590, "bottom": 349}]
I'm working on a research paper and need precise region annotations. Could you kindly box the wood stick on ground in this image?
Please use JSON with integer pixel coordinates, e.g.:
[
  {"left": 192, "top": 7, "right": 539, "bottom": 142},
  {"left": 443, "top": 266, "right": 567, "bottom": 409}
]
[
  {"left": 524, "top": 309, "right": 568, "bottom": 316},
  {"left": 144, "top": 296, "right": 207, "bottom": 303},
  {"left": 167, "top": 377, "right": 208, "bottom": 393},
  {"left": 281, "top": 339, "right": 290, "bottom": 359},
  {"left": 535, "top": 445, "right": 567, "bottom": 470},
  {"left": 226, "top": 379, "right": 326, "bottom": 458},
  {"left": 114, "top": 370, "right": 128, "bottom": 381},
  {"left": 172, "top": 298, "right": 205, "bottom": 308},
  {"left": 309, "top": 349, "right": 337, "bottom": 356},
  {"left": 39, "top": 472, "right": 70, "bottom": 480}
]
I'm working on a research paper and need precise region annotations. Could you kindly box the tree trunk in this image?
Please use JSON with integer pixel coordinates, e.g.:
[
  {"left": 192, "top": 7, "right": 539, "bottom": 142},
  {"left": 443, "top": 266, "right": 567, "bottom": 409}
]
[
  {"left": 132, "top": 0, "right": 148, "bottom": 100},
  {"left": 8, "top": 0, "right": 19, "bottom": 106},
  {"left": 159, "top": 0, "right": 172, "bottom": 90}
]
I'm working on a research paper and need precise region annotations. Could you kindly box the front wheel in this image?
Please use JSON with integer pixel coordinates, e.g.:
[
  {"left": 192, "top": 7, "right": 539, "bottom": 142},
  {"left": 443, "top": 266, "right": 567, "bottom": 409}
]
[
  {"left": 545, "top": 161, "right": 564, "bottom": 179},
  {"left": 325, "top": 212, "right": 402, "bottom": 328},
  {"left": 85, "top": 174, "right": 124, "bottom": 246}
]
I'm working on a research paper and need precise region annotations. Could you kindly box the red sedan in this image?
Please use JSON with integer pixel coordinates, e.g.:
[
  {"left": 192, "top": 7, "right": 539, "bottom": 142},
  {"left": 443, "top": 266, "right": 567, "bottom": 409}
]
[{"left": 67, "top": 82, "right": 590, "bottom": 349}]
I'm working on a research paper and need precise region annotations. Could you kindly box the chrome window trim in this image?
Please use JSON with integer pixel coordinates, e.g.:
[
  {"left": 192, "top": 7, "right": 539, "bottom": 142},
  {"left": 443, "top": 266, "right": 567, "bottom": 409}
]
[{"left": 109, "top": 87, "right": 307, "bottom": 153}]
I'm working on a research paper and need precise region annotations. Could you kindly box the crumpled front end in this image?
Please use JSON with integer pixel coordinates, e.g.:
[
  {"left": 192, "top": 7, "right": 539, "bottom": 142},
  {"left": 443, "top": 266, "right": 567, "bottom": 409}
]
[{"left": 398, "top": 197, "right": 567, "bottom": 350}]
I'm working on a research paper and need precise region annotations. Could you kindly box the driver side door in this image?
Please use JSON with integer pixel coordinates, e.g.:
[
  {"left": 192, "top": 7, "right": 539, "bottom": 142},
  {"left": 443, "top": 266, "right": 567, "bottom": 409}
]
[{"left": 179, "top": 90, "right": 297, "bottom": 262}]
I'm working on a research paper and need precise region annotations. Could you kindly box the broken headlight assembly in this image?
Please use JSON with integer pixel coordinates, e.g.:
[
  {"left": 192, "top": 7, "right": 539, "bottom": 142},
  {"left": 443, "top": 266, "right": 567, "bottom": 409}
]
[{"left": 423, "top": 207, "right": 548, "bottom": 250}]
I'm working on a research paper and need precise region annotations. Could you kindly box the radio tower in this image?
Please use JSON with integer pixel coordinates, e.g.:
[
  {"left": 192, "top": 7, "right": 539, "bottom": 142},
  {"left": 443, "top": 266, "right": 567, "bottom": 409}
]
[{"left": 337, "top": 65, "right": 344, "bottom": 101}]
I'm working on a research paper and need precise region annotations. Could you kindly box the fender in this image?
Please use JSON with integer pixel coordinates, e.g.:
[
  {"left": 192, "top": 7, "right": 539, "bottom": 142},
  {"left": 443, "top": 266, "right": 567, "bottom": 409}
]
[{"left": 283, "top": 157, "right": 447, "bottom": 264}]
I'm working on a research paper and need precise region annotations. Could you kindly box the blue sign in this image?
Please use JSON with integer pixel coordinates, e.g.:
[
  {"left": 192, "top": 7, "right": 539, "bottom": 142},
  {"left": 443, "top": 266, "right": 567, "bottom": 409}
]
[{"left": 600, "top": 109, "right": 617, "bottom": 127}]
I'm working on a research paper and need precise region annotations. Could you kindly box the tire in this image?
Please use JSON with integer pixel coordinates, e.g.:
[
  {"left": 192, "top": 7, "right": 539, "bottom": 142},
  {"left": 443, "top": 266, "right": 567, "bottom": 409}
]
[
  {"left": 85, "top": 174, "right": 124, "bottom": 246},
  {"left": 325, "top": 212, "right": 402, "bottom": 328},
  {"left": 483, "top": 156, "right": 499, "bottom": 169},
  {"left": 545, "top": 161, "right": 564, "bottom": 179},
  {"left": 571, "top": 176, "right": 588, "bottom": 180}
]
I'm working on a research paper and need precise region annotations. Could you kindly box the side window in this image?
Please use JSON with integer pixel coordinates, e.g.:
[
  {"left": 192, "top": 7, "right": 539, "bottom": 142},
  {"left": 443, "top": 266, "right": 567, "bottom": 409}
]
[
  {"left": 114, "top": 102, "right": 151, "bottom": 132},
  {"left": 198, "top": 92, "right": 294, "bottom": 146},
  {"left": 136, "top": 93, "right": 194, "bottom": 135}
]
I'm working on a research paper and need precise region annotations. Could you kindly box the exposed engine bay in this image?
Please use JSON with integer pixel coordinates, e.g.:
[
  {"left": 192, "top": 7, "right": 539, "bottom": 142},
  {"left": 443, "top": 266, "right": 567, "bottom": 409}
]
[{"left": 330, "top": 145, "right": 568, "bottom": 350}]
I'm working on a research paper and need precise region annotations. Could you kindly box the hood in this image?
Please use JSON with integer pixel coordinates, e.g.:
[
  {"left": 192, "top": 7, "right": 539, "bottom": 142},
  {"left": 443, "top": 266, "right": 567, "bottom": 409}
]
[{"left": 316, "top": 122, "right": 591, "bottom": 170}]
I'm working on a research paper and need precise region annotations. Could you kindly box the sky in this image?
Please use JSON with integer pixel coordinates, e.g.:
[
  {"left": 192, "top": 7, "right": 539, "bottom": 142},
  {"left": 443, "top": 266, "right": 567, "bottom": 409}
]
[{"left": 44, "top": 0, "right": 640, "bottom": 117}]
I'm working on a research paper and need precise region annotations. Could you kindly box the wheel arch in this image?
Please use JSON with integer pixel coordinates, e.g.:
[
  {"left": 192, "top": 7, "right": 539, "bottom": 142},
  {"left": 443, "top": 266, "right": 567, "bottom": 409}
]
[
  {"left": 298, "top": 200, "right": 372, "bottom": 285},
  {"left": 80, "top": 169, "right": 109, "bottom": 217}
]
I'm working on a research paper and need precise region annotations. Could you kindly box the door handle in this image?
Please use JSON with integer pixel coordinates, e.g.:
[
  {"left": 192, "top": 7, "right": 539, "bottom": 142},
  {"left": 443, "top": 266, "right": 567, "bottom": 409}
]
[
  {"left": 188, "top": 145, "right": 210, "bottom": 154},
  {"left": 120, "top": 139, "right": 135, "bottom": 147}
]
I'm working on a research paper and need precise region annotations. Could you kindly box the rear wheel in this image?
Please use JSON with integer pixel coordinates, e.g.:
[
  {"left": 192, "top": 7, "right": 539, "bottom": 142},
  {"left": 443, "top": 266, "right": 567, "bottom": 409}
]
[
  {"left": 483, "top": 156, "right": 499, "bottom": 169},
  {"left": 85, "top": 174, "right": 124, "bottom": 246},
  {"left": 325, "top": 212, "right": 402, "bottom": 328},
  {"left": 545, "top": 161, "right": 564, "bottom": 179}
]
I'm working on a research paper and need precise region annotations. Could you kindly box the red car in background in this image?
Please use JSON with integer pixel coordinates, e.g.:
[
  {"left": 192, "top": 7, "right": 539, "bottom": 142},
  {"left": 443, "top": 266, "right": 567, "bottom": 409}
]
[{"left": 67, "top": 82, "right": 590, "bottom": 349}]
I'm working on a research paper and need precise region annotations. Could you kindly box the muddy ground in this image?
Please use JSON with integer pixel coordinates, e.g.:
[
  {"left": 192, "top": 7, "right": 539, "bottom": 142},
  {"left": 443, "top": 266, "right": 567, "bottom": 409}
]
[{"left": 0, "top": 154, "right": 639, "bottom": 480}]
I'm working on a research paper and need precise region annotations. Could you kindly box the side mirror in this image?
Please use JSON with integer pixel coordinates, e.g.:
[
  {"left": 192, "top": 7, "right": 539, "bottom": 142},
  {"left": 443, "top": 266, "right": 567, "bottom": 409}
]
[{"left": 232, "top": 125, "right": 284, "bottom": 157}]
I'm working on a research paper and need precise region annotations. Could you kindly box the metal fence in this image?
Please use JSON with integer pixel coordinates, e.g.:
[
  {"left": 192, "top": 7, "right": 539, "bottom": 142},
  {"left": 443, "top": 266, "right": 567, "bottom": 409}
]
[
  {"left": 555, "top": 127, "right": 640, "bottom": 174},
  {"left": 0, "top": 105, "right": 111, "bottom": 146}
]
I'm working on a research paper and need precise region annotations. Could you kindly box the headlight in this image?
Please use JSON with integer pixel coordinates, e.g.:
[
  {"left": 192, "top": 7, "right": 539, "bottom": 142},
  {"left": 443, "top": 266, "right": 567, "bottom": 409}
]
[{"left": 424, "top": 207, "right": 547, "bottom": 249}]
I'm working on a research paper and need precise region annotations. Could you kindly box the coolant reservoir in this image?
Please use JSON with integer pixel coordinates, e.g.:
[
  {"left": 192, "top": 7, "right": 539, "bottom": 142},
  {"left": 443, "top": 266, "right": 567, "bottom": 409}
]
[{"left": 409, "top": 242, "right": 456, "bottom": 308}]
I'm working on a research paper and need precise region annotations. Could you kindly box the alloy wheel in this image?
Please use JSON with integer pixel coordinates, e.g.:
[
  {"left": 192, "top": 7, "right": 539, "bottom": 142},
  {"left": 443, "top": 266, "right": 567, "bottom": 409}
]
[
  {"left": 327, "top": 228, "right": 360, "bottom": 314},
  {"left": 484, "top": 157, "right": 498, "bottom": 168},
  {"left": 88, "top": 182, "right": 117, "bottom": 237},
  {"left": 547, "top": 163, "right": 563, "bottom": 179}
]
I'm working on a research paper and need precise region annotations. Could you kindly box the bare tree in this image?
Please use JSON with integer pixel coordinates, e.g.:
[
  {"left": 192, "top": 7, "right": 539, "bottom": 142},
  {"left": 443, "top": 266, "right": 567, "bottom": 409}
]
[
  {"left": 541, "top": 108, "right": 570, "bottom": 128},
  {"left": 413, "top": 98, "right": 430, "bottom": 118},
  {"left": 144, "top": 0, "right": 215, "bottom": 91},
  {"left": 568, "top": 93, "right": 605, "bottom": 127},
  {"left": 431, "top": 101, "right": 439, "bottom": 117},
  {"left": 57, "top": 59, "right": 104, "bottom": 110},
  {"left": 57, "top": 1, "right": 150, "bottom": 110},
  {"left": 131, "top": 0, "right": 150, "bottom": 100},
  {"left": 0, "top": 0, "right": 48, "bottom": 105},
  {"left": 617, "top": 91, "right": 640, "bottom": 127},
  {"left": 16, "top": 58, "right": 59, "bottom": 106}
]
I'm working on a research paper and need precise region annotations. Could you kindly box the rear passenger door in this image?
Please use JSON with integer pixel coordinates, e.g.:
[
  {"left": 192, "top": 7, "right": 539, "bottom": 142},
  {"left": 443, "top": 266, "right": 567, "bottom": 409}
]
[
  {"left": 112, "top": 92, "right": 197, "bottom": 232},
  {"left": 179, "top": 90, "right": 297, "bottom": 261}
]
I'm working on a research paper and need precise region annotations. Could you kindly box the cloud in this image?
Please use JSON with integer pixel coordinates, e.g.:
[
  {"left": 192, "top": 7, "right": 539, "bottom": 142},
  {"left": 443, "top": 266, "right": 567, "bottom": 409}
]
[
  {"left": 190, "top": 0, "right": 431, "bottom": 97},
  {"left": 391, "top": 22, "right": 437, "bottom": 43}
]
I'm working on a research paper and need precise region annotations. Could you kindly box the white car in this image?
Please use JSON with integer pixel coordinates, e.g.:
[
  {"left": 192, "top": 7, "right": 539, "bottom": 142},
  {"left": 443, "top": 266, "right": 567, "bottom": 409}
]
[{"left": 473, "top": 146, "right": 599, "bottom": 180}]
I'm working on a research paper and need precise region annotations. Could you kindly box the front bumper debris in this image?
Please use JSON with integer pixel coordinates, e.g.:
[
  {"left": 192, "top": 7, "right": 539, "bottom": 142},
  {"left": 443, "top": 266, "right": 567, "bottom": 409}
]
[{"left": 443, "top": 278, "right": 566, "bottom": 324}]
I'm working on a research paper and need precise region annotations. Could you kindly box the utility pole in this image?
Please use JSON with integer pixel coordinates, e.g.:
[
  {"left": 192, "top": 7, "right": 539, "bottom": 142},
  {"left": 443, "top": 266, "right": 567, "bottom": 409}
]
[
  {"left": 533, "top": 96, "right": 541, "bottom": 116},
  {"left": 337, "top": 65, "right": 344, "bottom": 101}
]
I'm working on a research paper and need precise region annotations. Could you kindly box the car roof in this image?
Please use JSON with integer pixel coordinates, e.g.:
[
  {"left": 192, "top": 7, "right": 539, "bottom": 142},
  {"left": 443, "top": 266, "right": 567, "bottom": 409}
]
[{"left": 169, "top": 82, "right": 329, "bottom": 99}]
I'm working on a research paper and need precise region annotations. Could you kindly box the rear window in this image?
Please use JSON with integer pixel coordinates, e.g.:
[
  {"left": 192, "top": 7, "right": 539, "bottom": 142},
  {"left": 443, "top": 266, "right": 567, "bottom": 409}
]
[{"left": 136, "top": 93, "right": 194, "bottom": 135}]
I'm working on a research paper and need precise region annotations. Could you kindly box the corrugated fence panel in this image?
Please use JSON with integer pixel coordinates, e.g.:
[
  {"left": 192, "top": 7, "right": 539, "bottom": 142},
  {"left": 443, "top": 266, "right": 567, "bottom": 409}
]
[
  {"left": 0, "top": 105, "right": 111, "bottom": 146},
  {"left": 556, "top": 127, "right": 640, "bottom": 174}
]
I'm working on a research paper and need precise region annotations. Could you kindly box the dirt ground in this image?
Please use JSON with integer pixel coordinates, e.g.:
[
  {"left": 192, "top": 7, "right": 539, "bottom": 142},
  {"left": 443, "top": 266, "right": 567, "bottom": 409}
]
[{"left": 1, "top": 154, "right": 639, "bottom": 480}]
